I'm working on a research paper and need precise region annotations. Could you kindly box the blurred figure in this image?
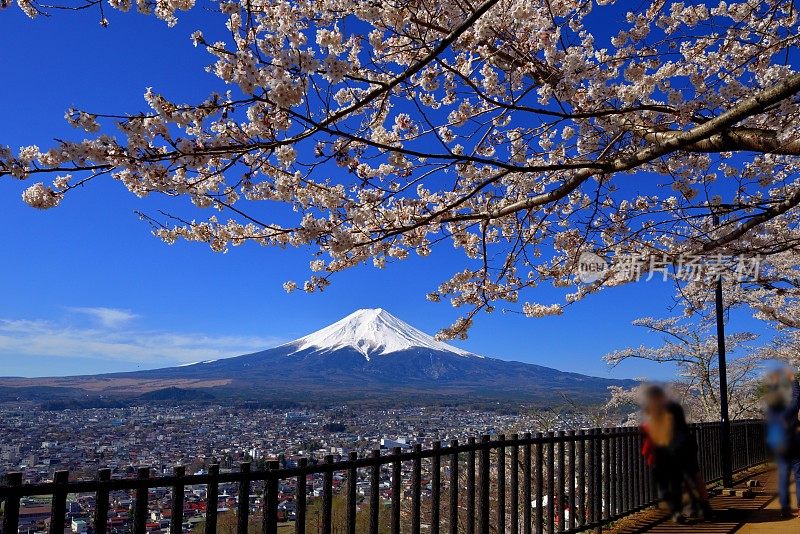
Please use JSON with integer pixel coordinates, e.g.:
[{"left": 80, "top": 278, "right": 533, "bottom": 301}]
[
  {"left": 640, "top": 385, "right": 711, "bottom": 522},
  {"left": 764, "top": 368, "right": 800, "bottom": 518}
]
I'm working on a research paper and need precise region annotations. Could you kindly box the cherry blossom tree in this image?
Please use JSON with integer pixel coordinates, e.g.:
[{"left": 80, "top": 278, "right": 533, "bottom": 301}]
[
  {"left": 604, "top": 316, "right": 763, "bottom": 421},
  {"left": 674, "top": 221, "right": 800, "bottom": 369},
  {"left": 3, "top": 0, "right": 800, "bottom": 337}
]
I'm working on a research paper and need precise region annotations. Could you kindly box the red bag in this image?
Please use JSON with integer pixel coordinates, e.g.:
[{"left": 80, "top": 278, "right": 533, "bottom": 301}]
[{"left": 640, "top": 423, "right": 656, "bottom": 467}]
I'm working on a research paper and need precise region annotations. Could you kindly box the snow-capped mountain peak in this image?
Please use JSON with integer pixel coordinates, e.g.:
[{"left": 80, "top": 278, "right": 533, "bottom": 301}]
[{"left": 289, "top": 308, "right": 479, "bottom": 360}]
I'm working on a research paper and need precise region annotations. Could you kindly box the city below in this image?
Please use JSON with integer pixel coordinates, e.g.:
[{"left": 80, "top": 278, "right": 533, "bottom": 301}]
[{"left": 0, "top": 403, "right": 597, "bottom": 533}]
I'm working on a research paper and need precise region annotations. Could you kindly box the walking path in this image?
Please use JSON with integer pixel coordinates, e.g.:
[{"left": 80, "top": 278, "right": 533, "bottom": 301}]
[{"left": 609, "top": 467, "right": 799, "bottom": 533}]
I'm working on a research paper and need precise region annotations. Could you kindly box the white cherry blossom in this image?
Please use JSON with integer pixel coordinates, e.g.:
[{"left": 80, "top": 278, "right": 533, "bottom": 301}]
[{"left": 3, "top": 0, "right": 800, "bottom": 337}]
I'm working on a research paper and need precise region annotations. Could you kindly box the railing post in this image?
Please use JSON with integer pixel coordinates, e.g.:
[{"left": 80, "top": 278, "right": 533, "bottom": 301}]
[
  {"left": 412, "top": 443, "right": 422, "bottom": 534},
  {"left": 624, "top": 430, "right": 632, "bottom": 514},
  {"left": 716, "top": 423, "right": 730, "bottom": 486},
  {"left": 546, "top": 431, "right": 555, "bottom": 534},
  {"left": 745, "top": 423, "right": 752, "bottom": 467},
  {"left": 478, "top": 435, "right": 490, "bottom": 534},
  {"left": 611, "top": 430, "right": 619, "bottom": 519},
  {"left": 2, "top": 472, "right": 22, "bottom": 534},
  {"left": 205, "top": 464, "right": 219, "bottom": 534},
  {"left": 738, "top": 424, "right": 744, "bottom": 469},
  {"left": 296, "top": 458, "right": 309, "bottom": 534},
  {"left": 577, "top": 430, "right": 586, "bottom": 529},
  {"left": 369, "top": 449, "right": 381, "bottom": 534},
  {"left": 695, "top": 423, "right": 713, "bottom": 480},
  {"left": 586, "top": 430, "right": 595, "bottom": 530},
  {"left": 50, "top": 470, "right": 68, "bottom": 534},
  {"left": 534, "top": 432, "right": 542, "bottom": 534},
  {"left": 758, "top": 420, "right": 764, "bottom": 464},
  {"left": 264, "top": 460, "right": 279, "bottom": 534},
  {"left": 567, "top": 430, "right": 576, "bottom": 531},
  {"left": 634, "top": 429, "right": 643, "bottom": 509},
  {"left": 618, "top": 431, "right": 626, "bottom": 515},
  {"left": 617, "top": 431, "right": 624, "bottom": 515},
  {"left": 170, "top": 466, "right": 185, "bottom": 534},
  {"left": 467, "top": 437, "right": 476, "bottom": 534},
  {"left": 523, "top": 433, "right": 532, "bottom": 534},
  {"left": 496, "top": 435, "right": 506, "bottom": 534},
  {"left": 449, "top": 440, "right": 459, "bottom": 534},
  {"left": 344, "top": 454, "right": 355, "bottom": 534},
  {"left": 510, "top": 435, "right": 519, "bottom": 534},
  {"left": 322, "top": 455, "right": 333, "bottom": 534},
  {"left": 237, "top": 462, "right": 251, "bottom": 534},
  {"left": 134, "top": 467, "right": 150, "bottom": 534},
  {"left": 94, "top": 468, "right": 111, "bottom": 534},
  {"left": 557, "top": 431, "right": 565, "bottom": 532},
  {"left": 602, "top": 430, "right": 610, "bottom": 524},
  {"left": 757, "top": 420, "right": 762, "bottom": 463},
  {"left": 432, "top": 441, "right": 442, "bottom": 534},
  {"left": 593, "top": 429, "right": 603, "bottom": 534},
  {"left": 392, "top": 447, "right": 402, "bottom": 534}
]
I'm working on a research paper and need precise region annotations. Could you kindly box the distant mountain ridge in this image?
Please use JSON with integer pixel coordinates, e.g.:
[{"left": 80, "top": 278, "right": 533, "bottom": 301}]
[{"left": 0, "top": 309, "right": 636, "bottom": 406}]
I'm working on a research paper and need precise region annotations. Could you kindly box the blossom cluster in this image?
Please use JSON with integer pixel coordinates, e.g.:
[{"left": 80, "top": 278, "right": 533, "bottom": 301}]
[{"left": 2, "top": 0, "right": 800, "bottom": 337}]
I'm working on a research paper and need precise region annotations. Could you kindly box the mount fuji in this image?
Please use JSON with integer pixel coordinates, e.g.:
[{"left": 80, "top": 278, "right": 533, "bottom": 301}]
[
  {"left": 0, "top": 308, "right": 635, "bottom": 405},
  {"left": 289, "top": 308, "right": 478, "bottom": 360}
]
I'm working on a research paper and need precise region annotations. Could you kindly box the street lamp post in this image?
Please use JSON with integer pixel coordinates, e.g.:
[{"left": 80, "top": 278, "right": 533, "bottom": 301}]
[{"left": 712, "top": 212, "right": 733, "bottom": 487}]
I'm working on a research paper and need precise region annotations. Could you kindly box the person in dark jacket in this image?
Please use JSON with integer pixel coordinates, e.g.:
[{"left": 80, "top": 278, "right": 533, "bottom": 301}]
[
  {"left": 641, "top": 385, "right": 711, "bottom": 522},
  {"left": 764, "top": 369, "right": 800, "bottom": 518}
]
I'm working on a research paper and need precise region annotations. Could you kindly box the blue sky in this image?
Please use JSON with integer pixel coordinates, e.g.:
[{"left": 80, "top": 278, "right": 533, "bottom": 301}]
[{"left": 0, "top": 5, "right": 774, "bottom": 380}]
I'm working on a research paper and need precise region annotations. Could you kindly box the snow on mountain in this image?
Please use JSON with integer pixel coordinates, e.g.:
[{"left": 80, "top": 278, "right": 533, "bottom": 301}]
[
  {"left": 177, "top": 359, "right": 218, "bottom": 367},
  {"left": 289, "top": 308, "right": 480, "bottom": 360}
]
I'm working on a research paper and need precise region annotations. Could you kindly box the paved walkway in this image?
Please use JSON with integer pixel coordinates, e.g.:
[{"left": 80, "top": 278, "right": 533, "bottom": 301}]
[
  {"left": 609, "top": 467, "right": 800, "bottom": 533},
  {"left": 737, "top": 468, "right": 799, "bottom": 534}
]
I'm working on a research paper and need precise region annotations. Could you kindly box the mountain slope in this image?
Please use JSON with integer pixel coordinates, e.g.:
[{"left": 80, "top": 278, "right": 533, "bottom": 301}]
[
  {"left": 115, "top": 308, "right": 634, "bottom": 403},
  {"left": 0, "top": 309, "right": 636, "bottom": 405}
]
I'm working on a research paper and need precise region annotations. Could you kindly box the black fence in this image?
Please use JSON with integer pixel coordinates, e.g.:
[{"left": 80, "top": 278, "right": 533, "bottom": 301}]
[{"left": 0, "top": 420, "right": 767, "bottom": 534}]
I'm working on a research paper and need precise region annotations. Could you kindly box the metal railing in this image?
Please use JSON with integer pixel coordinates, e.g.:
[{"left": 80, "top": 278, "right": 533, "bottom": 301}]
[{"left": 0, "top": 420, "right": 767, "bottom": 534}]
